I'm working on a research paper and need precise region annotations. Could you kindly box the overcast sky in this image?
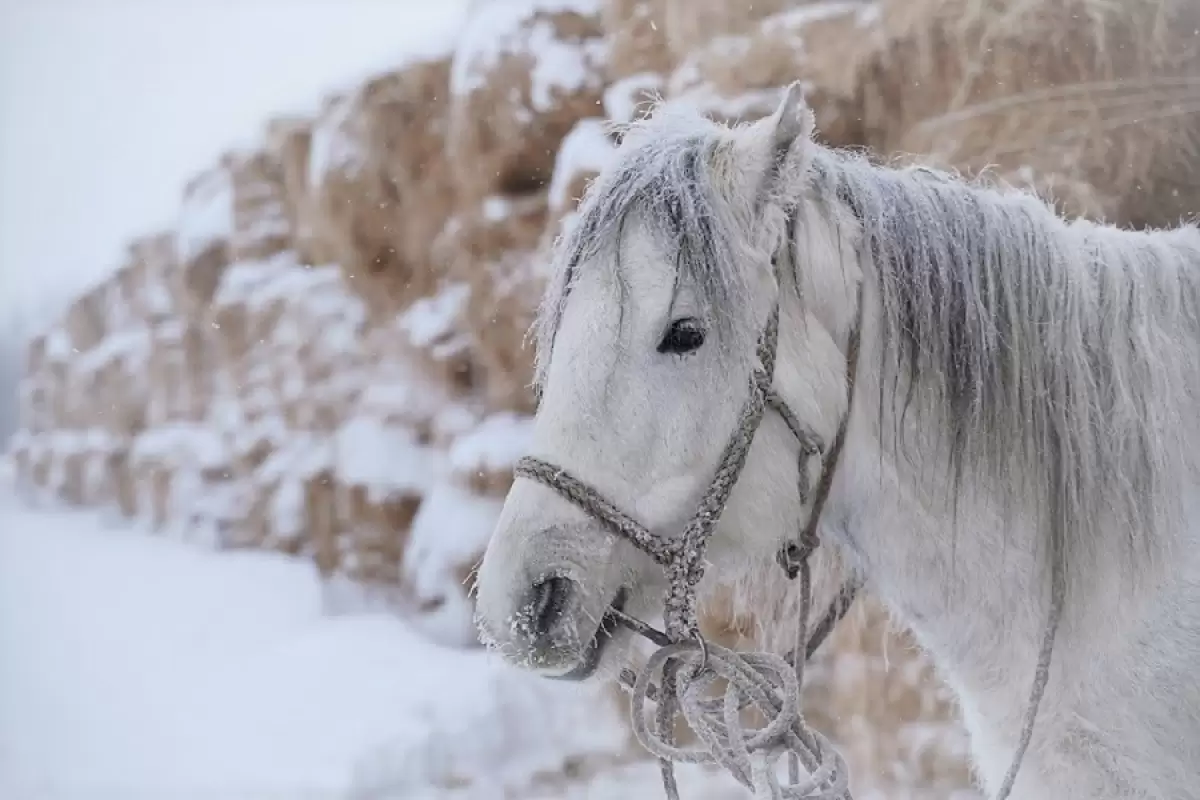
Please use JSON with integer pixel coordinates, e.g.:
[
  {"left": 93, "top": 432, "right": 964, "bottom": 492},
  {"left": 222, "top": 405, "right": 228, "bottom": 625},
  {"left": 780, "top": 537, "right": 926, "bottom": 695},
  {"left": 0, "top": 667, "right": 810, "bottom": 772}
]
[{"left": 0, "top": 0, "right": 468, "bottom": 335}]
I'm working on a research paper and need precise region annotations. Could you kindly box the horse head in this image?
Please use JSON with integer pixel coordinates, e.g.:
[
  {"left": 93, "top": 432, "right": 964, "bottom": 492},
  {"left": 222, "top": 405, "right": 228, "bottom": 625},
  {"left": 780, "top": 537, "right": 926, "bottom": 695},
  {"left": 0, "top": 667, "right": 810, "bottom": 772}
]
[{"left": 473, "top": 85, "right": 863, "bottom": 681}]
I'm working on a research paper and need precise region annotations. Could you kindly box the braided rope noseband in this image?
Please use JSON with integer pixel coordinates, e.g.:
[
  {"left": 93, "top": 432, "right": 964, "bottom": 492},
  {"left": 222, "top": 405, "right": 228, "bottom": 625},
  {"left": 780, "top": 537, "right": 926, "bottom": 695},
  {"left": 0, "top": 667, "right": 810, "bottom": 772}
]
[{"left": 513, "top": 245, "right": 1061, "bottom": 799}]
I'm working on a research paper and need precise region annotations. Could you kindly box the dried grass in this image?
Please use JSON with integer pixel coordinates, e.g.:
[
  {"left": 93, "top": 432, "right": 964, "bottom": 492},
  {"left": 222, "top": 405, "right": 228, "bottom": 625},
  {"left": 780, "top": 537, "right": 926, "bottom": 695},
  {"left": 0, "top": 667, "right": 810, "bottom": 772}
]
[
  {"left": 263, "top": 115, "right": 328, "bottom": 266},
  {"left": 860, "top": 0, "right": 1200, "bottom": 226},
  {"left": 228, "top": 149, "right": 293, "bottom": 262},
  {"left": 433, "top": 192, "right": 549, "bottom": 414},
  {"left": 309, "top": 59, "right": 456, "bottom": 322},
  {"left": 61, "top": 287, "right": 108, "bottom": 353},
  {"left": 667, "top": 3, "right": 880, "bottom": 146},
  {"left": 601, "top": 0, "right": 674, "bottom": 80},
  {"left": 661, "top": 0, "right": 798, "bottom": 61},
  {"left": 446, "top": 4, "right": 607, "bottom": 201}
]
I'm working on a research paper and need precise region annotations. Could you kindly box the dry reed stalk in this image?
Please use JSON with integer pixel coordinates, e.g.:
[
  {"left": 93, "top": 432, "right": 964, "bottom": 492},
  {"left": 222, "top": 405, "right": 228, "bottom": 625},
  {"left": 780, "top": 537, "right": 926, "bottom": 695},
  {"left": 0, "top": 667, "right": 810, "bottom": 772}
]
[
  {"left": 860, "top": 0, "right": 1200, "bottom": 227},
  {"left": 446, "top": 3, "right": 607, "bottom": 202}
]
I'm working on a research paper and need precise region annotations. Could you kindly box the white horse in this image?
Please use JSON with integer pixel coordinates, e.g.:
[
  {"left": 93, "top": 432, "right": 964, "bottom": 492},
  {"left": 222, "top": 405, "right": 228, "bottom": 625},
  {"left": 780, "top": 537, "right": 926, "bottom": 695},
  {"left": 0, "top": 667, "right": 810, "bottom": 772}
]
[{"left": 473, "top": 84, "right": 1200, "bottom": 799}]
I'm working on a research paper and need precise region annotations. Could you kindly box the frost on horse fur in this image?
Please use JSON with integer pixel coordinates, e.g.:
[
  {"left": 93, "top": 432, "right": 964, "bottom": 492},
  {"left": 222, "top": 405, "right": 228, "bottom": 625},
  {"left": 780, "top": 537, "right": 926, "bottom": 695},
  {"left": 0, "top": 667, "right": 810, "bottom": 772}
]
[{"left": 473, "top": 86, "right": 1200, "bottom": 799}]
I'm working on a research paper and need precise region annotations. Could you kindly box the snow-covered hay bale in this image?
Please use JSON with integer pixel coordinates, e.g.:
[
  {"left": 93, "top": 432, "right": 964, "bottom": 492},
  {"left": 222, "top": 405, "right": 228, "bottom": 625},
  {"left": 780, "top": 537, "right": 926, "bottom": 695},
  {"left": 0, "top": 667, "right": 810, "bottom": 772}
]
[
  {"left": 175, "top": 161, "right": 234, "bottom": 320},
  {"left": 142, "top": 321, "right": 212, "bottom": 427},
  {"left": 61, "top": 286, "right": 108, "bottom": 354},
  {"left": 447, "top": 0, "right": 608, "bottom": 201},
  {"left": 308, "top": 58, "right": 456, "bottom": 322},
  {"left": 228, "top": 149, "right": 293, "bottom": 262},
  {"left": 545, "top": 117, "right": 617, "bottom": 234},
  {"left": 661, "top": 0, "right": 797, "bottom": 62},
  {"left": 118, "top": 232, "right": 179, "bottom": 326},
  {"left": 434, "top": 192, "right": 548, "bottom": 414},
  {"left": 601, "top": 0, "right": 673, "bottom": 80},
  {"left": 75, "top": 327, "right": 151, "bottom": 436},
  {"left": 860, "top": 0, "right": 1200, "bottom": 227},
  {"left": 666, "top": 2, "right": 879, "bottom": 145},
  {"left": 263, "top": 115, "right": 325, "bottom": 265}
]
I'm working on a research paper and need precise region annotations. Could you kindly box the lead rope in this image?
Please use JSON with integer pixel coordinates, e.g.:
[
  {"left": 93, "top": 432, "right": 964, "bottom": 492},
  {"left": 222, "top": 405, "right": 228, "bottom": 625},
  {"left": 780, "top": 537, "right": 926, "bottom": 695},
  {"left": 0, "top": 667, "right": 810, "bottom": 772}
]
[{"left": 515, "top": 281, "right": 1063, "bottom": 799}]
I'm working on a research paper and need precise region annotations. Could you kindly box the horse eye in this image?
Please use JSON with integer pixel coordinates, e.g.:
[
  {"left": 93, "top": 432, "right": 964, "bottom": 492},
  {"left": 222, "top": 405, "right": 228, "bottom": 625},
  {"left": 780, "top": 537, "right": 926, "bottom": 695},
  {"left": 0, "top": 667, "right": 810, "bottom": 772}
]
[{"left": 658, "top": 317, "right": 706, "bottom": 355}]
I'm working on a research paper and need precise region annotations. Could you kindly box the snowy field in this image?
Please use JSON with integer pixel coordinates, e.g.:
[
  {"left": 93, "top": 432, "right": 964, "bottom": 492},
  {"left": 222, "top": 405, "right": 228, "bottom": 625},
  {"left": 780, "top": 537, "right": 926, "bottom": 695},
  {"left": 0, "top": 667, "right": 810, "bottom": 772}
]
[{"left": 0, "top": 465, "right": 749, "bottom": 800}]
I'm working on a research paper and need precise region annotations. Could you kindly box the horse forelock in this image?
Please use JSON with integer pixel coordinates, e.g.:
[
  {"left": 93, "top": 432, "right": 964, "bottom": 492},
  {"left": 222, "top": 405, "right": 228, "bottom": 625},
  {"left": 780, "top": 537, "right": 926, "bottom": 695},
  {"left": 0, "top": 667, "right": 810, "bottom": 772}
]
[
  {"left": 531, "top": 109, "right": 779, "bottom": 396},
  {"left": 807, "top": 146, "right": 1200, "bottom": 587}
]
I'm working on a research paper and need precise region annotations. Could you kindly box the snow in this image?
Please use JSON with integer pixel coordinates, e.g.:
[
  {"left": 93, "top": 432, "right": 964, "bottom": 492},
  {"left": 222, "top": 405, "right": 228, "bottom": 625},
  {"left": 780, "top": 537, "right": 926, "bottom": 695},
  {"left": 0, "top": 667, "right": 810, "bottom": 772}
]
[
  {"left": 450, "top": 0, "right": 606, "bottom": 111},
  {"left": 0, "top": 469, "right": 754, "bottom": 800},
  {"left": 450, "top": 411, "right": 534, "bottom": 475},
  {"left": 399, "top": 283, "right": 472, "bottom": 351},
  {"left": 76, "top": 328, "right": 151, "bottom": 375},
  {"left": 43, "top": 326, "right": 74, "bottom": 362},
  {"left": 176, "top": 164, "right": 235, "bottom": 265},
  {"left": 548, "top": 118, "right": 616, "bottom": 210},
  {"left": 334, "top": 417, "right": 441, "bottom": 499},
  {"left": 309, "top": 92, "right": 365, "bottom": 186},
  {"left": 766, "top": 1, "right": 874, "bottom": 33},
  {"left": 602, "top": 72, "right": 664, "bottom": 126},
  {"left": 130, "top": 424, "right": 229, "bottom": 470}
]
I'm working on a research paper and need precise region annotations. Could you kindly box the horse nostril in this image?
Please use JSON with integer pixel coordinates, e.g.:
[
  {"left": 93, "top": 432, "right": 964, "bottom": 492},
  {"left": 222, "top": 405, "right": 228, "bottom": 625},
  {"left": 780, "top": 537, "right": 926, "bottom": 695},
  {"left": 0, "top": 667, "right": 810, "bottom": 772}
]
[{"left": 525, "top": 575, "right": 576, "bottom": 639}]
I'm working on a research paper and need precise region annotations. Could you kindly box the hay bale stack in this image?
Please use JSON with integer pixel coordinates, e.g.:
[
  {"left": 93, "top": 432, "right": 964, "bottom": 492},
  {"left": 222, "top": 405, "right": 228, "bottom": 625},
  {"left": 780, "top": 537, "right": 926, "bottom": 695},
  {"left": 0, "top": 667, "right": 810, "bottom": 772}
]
[
  {"left": 263, "top": 115, "right": 326, "bottom": 266},
  {"left": 601, "top": 0, "right": 673, "bottom": 80},
  {"left": 666, "top": 2, "right": 879, "bottom": 145},
  {"left": 332, "top": 415, "right": 439, "bottom": 593},
  {"left": 400, "top": 411, "right": 533, "bottom": 648},
  {"left": 19, "top": 335, "right": 54, "bottom": 436},
  {"left": 447, "top": 0, "right": 607, "bottom": 201},
  {"left": 144, "top": 320, "right": 211, "bottom": 427},
  {"left": 661, "top": 0, "right": 797, "bottom": 61},
  {"left": 75, "top": 328, "right": 150, "bottom": 436},
  {"left": 859, "top": 0, "right": 1200, "bottom": 227},
  {"left": 127, "top": 424, "right": 230, "bottom": 536},
  {"left": 228, "top": 149, "right": 293, "bottom": 262},
  {"left": 175, "top": 161, "right": 234, "bottom": 320},
  {"left": 209, "top": 256, "right": 366, "bottom": 433},
  {"left": 119, "top": 232, "right": 179, "bottom": 326},
  {"left": 61, "top": 285, "right": 108, "bottom": 353},
  {"left": 308, "top": 58, "right": 456, "bottom": 322},
  {"left": 433, "top": 192, "right": 550, "bottom": 414}
]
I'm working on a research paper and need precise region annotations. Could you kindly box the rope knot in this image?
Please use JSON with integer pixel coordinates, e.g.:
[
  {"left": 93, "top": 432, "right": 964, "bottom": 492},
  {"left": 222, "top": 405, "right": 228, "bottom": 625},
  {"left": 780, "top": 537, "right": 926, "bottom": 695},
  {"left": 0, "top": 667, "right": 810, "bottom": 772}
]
[{"left": 627, "top": 637, "right": 852, "bottom": 799}]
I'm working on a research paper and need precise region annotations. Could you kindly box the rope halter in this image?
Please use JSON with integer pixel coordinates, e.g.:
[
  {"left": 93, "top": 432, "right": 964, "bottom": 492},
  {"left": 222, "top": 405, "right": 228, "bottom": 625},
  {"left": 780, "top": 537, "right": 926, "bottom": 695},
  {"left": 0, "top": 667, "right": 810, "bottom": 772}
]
[{"left": 514, "top": 275, "right": 866, "bottom": 799}]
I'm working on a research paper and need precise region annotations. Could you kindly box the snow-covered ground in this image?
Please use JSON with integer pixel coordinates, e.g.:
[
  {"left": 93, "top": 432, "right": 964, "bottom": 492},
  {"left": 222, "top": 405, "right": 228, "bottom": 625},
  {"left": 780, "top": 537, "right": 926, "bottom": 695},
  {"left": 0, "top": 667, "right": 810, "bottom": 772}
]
[{"left": 0, "top": 466, "right": 749, "bottom": 800}]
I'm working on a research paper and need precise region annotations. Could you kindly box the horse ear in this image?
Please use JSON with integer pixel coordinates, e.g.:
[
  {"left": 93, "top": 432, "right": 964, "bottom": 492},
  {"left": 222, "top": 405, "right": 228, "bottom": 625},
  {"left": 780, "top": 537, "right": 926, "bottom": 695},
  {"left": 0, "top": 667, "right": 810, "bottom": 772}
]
[{"left": 760, "top": 81, "right": 815, "bottom": 200}]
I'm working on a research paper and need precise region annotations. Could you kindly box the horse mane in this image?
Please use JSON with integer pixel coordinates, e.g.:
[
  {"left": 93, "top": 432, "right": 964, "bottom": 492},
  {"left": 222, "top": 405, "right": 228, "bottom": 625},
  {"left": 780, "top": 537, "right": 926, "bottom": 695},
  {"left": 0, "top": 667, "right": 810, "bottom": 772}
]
[
  {"left": 808, "top": 145, "right": 1200, "bottom": 581},
  {"left": 534, "top": 102, "right": 1200, "bottom": 591}
]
